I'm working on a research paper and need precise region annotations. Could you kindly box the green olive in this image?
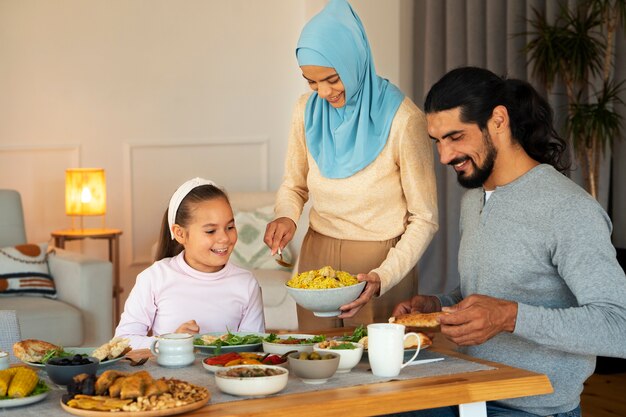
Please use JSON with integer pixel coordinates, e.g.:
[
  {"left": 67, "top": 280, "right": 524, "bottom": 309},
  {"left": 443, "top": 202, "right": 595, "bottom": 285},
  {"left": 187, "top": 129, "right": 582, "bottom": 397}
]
[
  {"left": 323, "top": 354, "right": 335, "bottom": 360},
  {"left": 309, "top": 352, "right": 321, "bottom": 360},
  {"left": 298, "top": 352, "right": 309, "bottom": 360}
]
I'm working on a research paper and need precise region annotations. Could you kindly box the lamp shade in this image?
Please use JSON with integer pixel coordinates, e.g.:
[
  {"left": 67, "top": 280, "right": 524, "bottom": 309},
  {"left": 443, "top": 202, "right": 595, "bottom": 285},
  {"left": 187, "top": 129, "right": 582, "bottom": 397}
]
[{"left": 65, "top": 168, "right": 106, "bottom": 216}]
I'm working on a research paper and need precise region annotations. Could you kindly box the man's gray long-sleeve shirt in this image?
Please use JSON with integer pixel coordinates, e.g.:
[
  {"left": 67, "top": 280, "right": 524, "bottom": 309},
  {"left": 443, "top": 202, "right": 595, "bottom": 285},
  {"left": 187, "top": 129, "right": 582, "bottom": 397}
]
[{"left": 438, "top": 164, "right": 626, "bottom": 416}]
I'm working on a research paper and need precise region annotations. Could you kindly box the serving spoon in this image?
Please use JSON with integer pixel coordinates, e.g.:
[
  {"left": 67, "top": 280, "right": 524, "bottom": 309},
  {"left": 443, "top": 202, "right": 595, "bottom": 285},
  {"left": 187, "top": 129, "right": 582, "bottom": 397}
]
[{"left": 274, "top": 247, "right": 293, "bottom": 268}]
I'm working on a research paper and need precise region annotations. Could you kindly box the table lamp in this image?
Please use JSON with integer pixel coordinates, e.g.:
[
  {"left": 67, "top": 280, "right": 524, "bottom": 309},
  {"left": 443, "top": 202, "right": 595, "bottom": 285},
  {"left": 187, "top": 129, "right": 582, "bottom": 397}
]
[{"left": 65, "top": 168, "right": 106, "bottom": 230}]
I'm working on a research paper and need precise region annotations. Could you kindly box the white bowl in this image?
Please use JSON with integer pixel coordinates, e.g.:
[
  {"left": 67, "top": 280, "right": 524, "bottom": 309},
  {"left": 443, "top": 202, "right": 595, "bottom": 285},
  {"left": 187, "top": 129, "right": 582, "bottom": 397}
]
[
  {"left": 262, "top": 334, "right": 317, "bottom": 355},
  {"left": 215, "top": 365, "right": 288, "bottom": 396},
  {"left": 285, "top": 281, "right": 366, "bottom": 317},
  {"left": 313, "top": 342, "right": 363, "bottom": 373}
]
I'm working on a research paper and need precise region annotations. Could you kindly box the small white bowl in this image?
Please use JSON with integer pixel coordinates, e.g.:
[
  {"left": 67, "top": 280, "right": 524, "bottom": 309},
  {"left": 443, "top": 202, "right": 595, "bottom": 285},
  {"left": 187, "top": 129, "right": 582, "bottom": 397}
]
[
  {"left": 287, "top": 351, "right": 340, "bottom": 384},
  {"left": 285, "top": 281, "right": 366, "bottom": 317},
  {"left": 313, "top": 342, "right": 363, "bottom": 373},
  {"left": 215, "top": 365, "right": 288, "bottom": 396},
  {"left": 262, "top": 334, "right": 317, "bottom": 355}
]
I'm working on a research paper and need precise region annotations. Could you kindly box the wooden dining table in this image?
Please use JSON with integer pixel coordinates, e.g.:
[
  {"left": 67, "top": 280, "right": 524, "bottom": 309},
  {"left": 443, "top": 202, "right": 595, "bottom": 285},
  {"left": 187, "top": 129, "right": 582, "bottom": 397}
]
[{"left": 127, "top": 328, "right": 553, "bottom": 417}]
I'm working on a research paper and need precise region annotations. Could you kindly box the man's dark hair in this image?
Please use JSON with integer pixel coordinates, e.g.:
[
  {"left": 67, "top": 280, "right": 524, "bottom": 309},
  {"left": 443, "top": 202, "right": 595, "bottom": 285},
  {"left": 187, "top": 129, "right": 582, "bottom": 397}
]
[{"left": 424, "top": 66, "right": 570, "bottom": 173}]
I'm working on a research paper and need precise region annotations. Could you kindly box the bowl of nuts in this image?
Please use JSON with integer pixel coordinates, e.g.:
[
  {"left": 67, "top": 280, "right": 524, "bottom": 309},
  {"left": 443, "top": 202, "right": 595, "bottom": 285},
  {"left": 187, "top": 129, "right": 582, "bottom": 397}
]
[
  {"left": 287, "top": 351, "right": 340, "bottom": 384},
  {"left": 45, "top": 355, "right": 99, "bottom": 386}
]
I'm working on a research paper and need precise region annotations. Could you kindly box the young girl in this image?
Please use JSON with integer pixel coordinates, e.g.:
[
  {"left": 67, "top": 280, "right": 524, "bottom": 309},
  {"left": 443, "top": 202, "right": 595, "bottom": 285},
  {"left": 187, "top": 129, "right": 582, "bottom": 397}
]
[{"left": 115, "top": 177, "right": 265, "bottom": 349}]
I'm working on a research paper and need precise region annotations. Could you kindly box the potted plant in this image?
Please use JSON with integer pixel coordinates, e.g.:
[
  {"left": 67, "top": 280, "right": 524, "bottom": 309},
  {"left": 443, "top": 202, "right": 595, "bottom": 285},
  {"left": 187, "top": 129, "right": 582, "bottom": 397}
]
[{"left": 524, "top": 0, "right": 625, "bottom": 200}]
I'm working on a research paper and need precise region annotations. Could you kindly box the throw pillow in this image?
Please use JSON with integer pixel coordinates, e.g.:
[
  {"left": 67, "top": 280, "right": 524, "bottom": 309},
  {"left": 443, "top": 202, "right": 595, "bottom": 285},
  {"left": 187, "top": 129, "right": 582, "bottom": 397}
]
[
  {"left": 232, "top": 205, "right": 294, "bottom": 271},
  {"left": 0, "top": 243, "right": 57, "bottom": 298}
]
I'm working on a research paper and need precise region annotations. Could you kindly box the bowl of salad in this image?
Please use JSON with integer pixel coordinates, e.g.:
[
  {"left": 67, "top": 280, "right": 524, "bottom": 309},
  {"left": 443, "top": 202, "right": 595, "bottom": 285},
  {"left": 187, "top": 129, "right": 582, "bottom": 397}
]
[
  {"left": 262, "top": 333, "right": 326, "bottom": 355},
  {"left": 313, "top": 340, "right": 363, "bottom": 373}
]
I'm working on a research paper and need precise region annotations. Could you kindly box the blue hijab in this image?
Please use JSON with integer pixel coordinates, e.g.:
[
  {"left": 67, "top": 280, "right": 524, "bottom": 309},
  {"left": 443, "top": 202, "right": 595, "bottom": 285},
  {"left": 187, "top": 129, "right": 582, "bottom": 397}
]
[{"left": 296, "top": 0, "right": 404, "bottom": 179}]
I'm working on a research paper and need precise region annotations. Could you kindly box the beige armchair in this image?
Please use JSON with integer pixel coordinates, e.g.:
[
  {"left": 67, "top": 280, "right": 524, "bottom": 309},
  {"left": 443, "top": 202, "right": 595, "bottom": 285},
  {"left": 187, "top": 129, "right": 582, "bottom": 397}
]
[{"left": 0, "top": 189, "right": 113, "bottom": 346}]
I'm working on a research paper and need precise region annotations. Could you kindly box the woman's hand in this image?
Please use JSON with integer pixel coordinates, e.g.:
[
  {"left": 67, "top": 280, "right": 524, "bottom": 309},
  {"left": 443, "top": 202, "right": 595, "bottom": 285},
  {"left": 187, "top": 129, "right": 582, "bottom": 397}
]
[
  {"left": 264, "top": 217, "right": 297, "bottom": 255},
  {"left": 175, "top": 320, "right": 199, "bottom": 335},
  {"left": 338, "top": 272, "right": 381, "bottom": 318},
  {"left": 392, "top": 295, "right": 441, "bottom": 317}
]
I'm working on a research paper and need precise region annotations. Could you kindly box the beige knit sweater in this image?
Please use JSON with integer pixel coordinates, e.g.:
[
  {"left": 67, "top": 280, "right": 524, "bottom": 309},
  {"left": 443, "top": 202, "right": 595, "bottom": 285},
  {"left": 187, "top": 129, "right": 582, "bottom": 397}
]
[{"left": 275, "top": 93, "right": 439, "bottom": 295}]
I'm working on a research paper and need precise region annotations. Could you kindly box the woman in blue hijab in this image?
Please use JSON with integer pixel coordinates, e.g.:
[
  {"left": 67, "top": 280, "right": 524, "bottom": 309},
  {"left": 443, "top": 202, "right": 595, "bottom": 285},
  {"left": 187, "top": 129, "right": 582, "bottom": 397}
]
[{"left": 265, "top": 0, "right": 438, "bottom": 329}]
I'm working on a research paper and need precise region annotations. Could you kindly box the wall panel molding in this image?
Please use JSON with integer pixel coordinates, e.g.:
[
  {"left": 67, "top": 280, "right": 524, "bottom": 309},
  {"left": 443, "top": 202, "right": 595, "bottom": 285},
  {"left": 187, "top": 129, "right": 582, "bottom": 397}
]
[{"left": 123, "top": 138, "right": 270, "bottom": 266}]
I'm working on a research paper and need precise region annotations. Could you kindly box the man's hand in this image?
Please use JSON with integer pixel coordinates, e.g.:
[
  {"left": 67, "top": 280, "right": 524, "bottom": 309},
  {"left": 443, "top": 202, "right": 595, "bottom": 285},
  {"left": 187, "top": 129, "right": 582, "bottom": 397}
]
[
  {"left": 392, "top": 295, "right": 441, "bottom": 317},
  {"left": 264, "top": 217, "right": 297, "bottom": 255},
  {"left": 439, "top": 294, "right": 518, "bottom": 346},
  {"left": 338, "top": 272, "right": 381, "bottom": 318},
  {"left": 176, "top": 320, "right": 200, "bottom": 335}
]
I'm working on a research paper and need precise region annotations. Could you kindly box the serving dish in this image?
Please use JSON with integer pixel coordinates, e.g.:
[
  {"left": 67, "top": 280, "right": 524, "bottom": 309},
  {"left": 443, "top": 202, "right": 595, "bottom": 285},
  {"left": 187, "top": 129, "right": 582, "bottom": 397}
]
[
  {"left": 59, "top": 394, "right": 210, "bottom": 416},
  {"left": 285, "top": 281, "right": 366, "bottom": 317},
  {"left": 20, "top": 347, "right": 126, "bottom": 369},
  {"left": 193, "top": 332, "right": 266, "bottom": 354},
  {"left": 0, "top": 391, "right": 49, "bottom": 408},
  {"left": 45, "top": 356, "right": 100, "bottom": 386},
  {"left": 202, "top": 352, "right": 288, "bottom": 373},
  {"left": 262, "top": 334, "right": 321, "bottom": 355},
  {"left": 215, "top": 365, "right": 288, "bottom": 397}
]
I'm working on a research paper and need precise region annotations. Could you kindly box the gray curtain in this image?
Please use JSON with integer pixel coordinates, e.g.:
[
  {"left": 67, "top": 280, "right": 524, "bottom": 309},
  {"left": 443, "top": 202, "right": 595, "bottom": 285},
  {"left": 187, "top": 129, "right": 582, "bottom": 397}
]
[{"left": 412, "top": 0, "right": 626, "bottom": 295}]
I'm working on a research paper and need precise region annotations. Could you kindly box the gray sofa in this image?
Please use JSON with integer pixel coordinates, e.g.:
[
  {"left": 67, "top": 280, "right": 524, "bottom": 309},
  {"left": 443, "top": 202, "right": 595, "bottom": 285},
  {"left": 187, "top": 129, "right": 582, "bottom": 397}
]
[{"left": 0, "top": 189, "right": 113, "bottom": 346}]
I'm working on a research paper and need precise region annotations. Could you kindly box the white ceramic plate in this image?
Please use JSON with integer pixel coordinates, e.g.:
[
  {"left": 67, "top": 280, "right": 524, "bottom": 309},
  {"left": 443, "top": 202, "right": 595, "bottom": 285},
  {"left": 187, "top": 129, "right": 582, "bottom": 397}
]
[
  {"left": 193, "top": 332, "right": 267, "bottom": 354},
  {"left": 0, "top": 391, "right": 49, "bottom": 408},
  {"left": 262, "top": 334, "right": 318, "bottom": 355},
  {"left": 20, "top": 347, "right": 126, "bottom": 369},
  {"left": 362, "top": 345, "right": 429, "bottom": 361}
]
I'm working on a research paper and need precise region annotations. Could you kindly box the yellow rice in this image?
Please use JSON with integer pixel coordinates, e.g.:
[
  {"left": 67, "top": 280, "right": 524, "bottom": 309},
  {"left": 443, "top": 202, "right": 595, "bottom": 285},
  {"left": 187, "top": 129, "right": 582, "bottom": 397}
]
[{"left": 287, "top": 266, "right": 358, "bottom": 289}]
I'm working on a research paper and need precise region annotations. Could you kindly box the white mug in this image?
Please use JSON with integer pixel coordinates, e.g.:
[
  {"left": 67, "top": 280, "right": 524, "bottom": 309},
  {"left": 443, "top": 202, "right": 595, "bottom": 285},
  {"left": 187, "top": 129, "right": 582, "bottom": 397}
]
[
  {"left": 0, "top": 351, "right": 9, "bottom": 370},
  {"left": 150, "top": 333, "right": 195, "bottom": 368},
  {"left": 367, "top": 323, "right": 421, "bottom": 377}
]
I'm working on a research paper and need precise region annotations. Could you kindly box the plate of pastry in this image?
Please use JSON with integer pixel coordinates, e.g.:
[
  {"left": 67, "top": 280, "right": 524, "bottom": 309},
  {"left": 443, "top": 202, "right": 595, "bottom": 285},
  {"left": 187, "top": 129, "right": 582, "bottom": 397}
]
[{"left": 59, "top": 370, "right": 210, "bottom": 416}]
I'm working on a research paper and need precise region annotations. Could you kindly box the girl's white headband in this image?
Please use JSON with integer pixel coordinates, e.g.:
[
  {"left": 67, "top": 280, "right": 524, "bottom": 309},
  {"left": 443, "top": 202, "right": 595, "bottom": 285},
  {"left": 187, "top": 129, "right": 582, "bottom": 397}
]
[{"left": 168, "top": 177, "right": 217, "bottom": 239}]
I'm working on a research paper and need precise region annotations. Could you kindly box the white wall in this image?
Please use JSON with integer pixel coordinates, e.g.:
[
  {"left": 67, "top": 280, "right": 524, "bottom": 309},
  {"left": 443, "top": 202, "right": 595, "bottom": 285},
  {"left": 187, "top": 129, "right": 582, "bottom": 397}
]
[{"left": 0, "top": 0, "right": 412, "bottom": 312}]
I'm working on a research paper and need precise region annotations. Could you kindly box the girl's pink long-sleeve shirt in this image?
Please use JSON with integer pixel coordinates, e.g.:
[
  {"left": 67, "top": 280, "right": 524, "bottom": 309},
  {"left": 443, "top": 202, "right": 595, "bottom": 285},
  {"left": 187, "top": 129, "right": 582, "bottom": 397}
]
[{"left": 115, "top": 252, "right": 265, "bottom": 349}]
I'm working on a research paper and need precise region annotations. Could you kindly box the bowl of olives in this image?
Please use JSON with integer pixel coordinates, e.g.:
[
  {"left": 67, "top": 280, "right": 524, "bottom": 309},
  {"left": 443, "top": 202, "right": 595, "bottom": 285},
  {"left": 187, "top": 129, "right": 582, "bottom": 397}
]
[
  {"left": 287, "top": 351, "right": 340, "bottom": 384},
  {"left": 45, "top": 355, "right": 100, "bottom": 386}
]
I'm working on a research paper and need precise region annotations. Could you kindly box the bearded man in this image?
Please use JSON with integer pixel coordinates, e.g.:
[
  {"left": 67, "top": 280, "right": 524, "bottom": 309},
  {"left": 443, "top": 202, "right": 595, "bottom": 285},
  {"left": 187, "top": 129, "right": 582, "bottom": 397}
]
[{"left": 389, "top": 67, "right": 626, "bottom": 417}]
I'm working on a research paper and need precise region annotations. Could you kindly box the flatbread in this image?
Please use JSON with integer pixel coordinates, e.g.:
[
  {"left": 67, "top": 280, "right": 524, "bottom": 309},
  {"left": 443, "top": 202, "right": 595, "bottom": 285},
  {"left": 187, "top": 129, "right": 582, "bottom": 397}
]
[
  {"left": 358, "top": 333, "right": 432, "bottom": 349},
  {"left": 13, "top": 339, "right": 60, "bottom": 363},
  {"left": 403, "top": 332, "right": 432, "bottom": 349},
  {"left": 388, "top": 312, "right": 447, "bottom": 329}
]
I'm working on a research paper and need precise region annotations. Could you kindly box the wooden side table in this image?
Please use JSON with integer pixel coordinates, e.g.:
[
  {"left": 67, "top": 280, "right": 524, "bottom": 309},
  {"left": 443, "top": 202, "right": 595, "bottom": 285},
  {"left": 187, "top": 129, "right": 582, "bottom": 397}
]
[{"left": 51, "top": 228, "right": 123, "bottom": 327}]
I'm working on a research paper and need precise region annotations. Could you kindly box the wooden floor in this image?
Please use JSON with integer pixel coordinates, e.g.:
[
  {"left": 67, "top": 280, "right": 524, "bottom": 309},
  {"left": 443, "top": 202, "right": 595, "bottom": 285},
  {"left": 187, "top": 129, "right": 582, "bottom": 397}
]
[{"left": 581, "top": 372, "right": 626, "bottom": 417}]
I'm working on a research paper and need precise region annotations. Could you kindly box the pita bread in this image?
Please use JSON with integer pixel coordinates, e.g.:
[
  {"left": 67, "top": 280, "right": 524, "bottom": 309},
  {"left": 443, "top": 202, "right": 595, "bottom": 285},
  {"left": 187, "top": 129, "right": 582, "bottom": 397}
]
[
  {"left": 403, "top": 332, "right": 432, "bottom": 349},
  {"left": 389, "top": 311, "right": 447, "bottom": 330},
  {"left": 359, "top": 333, "right": 432, "bottom": 350},
  {"left": 13, "top": 339, "right": 60, "bottom": 363}
]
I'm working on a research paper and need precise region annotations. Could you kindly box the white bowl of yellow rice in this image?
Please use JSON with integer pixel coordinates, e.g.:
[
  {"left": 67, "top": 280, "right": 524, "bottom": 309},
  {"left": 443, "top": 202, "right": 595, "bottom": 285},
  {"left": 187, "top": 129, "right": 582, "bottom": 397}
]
[{"left": 285, "top": 266, "right": 366, "bottom": 317}]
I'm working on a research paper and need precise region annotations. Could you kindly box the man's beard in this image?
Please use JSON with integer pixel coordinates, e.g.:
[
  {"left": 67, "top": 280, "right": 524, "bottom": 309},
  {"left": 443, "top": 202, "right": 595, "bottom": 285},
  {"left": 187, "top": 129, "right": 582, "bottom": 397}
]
[{"left": 451, "top": 130, "right": 497, "bottom": 189}]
